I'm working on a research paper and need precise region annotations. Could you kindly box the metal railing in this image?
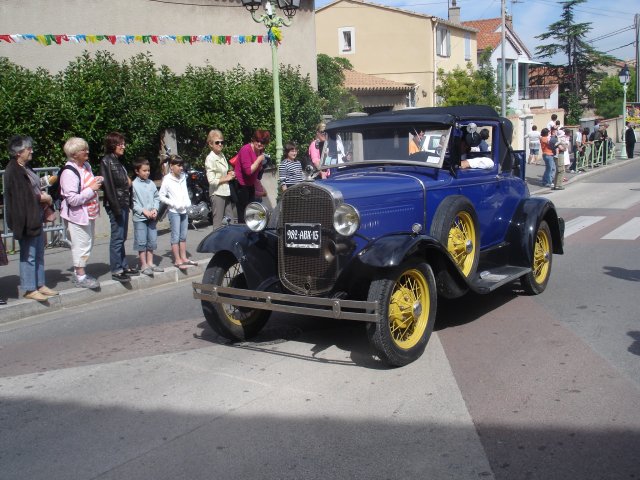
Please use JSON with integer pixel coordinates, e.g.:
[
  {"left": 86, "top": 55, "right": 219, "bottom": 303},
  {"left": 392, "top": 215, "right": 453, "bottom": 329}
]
[
  {"left": 574, "top": 140, "right": 616, "bottom": 172},
  {"left": 0, "top": 167, "right": 69, "bottom": 253}
]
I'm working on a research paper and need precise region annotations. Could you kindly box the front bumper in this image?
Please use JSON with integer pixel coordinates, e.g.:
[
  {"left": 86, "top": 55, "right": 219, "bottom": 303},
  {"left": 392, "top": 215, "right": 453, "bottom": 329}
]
[{"left": 193, "top": 282, "right": 380, "bottom": 323}]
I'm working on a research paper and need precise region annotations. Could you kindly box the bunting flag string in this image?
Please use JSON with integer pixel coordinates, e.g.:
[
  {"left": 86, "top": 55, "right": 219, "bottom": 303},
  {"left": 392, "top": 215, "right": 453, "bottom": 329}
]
[{"left": 0, "top": 34, "right": 272, "bottom": 46}]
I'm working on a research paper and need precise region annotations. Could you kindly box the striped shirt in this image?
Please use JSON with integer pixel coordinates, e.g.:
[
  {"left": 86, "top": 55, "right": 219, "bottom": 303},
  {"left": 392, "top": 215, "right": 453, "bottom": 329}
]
[{"left": 279, "top": 160, "right": 303, "bottom": 187}]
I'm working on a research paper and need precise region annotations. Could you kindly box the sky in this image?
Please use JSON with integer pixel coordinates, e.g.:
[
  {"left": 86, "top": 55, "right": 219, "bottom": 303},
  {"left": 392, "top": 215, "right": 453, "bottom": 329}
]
[{"left": 315, "top": 0, "right": 637, "bottom": 65}]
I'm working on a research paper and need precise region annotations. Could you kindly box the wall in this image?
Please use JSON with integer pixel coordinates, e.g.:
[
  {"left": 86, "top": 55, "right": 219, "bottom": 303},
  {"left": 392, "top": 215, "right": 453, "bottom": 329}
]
[
  {"left": 0, "top": 0, "right": 317, "bottom": 87},
  {"left": 316, "top": 1, "right": 475, "bottom": 108}
]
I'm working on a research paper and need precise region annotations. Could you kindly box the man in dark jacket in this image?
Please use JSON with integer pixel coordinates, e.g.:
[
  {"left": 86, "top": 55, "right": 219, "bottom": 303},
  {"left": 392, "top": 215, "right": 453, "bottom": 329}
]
[
  {"left": 100, "top": 132, "right": 138, "bottom": 282},
  {"left": 625, "top": 122, "right": 636, "bottom": 159}
]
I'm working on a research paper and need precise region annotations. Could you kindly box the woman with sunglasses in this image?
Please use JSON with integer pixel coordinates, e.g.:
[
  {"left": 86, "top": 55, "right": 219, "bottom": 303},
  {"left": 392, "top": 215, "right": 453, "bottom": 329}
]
[
  {"left": 205, "top": 129, "right": 236, "bottom": 229},
  {"left": 234, "top": 129, "right": 270, "bottom": 223}
]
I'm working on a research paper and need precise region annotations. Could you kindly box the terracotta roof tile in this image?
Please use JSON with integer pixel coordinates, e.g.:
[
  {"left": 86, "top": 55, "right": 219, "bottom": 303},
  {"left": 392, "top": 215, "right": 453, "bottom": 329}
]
[{"left": 343, "top": 69, "right": 414, "bottom": 92}]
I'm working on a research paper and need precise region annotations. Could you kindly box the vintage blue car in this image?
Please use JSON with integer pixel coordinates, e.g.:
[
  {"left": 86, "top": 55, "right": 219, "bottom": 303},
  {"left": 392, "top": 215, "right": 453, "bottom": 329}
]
[{"left": 193, "top": 106, "right": 565, "bottom": 366}]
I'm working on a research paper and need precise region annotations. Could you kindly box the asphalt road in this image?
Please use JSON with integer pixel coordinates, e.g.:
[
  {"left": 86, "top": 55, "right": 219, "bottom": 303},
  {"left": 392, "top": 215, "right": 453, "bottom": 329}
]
[{"left": 1, "top": 161, "right": 639, "bottom": 479}]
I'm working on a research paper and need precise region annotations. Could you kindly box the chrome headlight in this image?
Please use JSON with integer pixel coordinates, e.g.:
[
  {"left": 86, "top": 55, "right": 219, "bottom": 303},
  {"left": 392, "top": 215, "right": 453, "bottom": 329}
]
[
  {"left": 333, "top": 204, "right": 360, "bottom": 236},
  {"left": 245, "top": 202, "right": 269, "bottom": 232}
]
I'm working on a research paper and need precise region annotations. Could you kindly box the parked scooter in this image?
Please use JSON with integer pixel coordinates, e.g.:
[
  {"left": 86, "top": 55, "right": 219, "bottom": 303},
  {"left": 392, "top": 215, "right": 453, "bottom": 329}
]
[{"left": 185, "top": 163, "right": 212, "bottom": 227}]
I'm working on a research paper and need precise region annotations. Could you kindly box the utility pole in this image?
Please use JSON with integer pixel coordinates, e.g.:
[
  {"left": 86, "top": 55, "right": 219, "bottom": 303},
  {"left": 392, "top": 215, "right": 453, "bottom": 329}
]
[
  {"left": 501, "top": 0, "right": 506, "bottom": 115},
  {"left": 633, "top": 13, "right": 640, "bottom": 102}
]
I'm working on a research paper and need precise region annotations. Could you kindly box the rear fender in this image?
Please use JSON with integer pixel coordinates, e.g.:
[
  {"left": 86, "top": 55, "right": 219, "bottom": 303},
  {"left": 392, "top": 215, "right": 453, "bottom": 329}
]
[
  {"left": 507, "top": 198, "right": 565, "bottom": 267},
  {"left": 197, "top": 225, "right": 278, "bottom": 289}
]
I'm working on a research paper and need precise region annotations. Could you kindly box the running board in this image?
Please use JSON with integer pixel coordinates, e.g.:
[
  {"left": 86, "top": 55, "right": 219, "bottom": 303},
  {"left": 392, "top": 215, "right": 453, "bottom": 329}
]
[{"left": 469, "top": 266, "right": 531, "bottom": 293}]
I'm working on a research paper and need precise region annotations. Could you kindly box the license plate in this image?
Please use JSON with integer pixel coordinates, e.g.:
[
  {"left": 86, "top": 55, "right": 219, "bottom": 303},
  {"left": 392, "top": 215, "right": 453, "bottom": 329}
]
[{"left": 285, "top": 223, "right": 321, "bottom": 248}]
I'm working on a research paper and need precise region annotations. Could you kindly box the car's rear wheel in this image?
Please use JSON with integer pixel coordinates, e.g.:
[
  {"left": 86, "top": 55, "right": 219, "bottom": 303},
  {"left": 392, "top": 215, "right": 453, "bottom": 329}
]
[
  {"left": 366, "top": 261, "right": 437, "bottom": 367},
  {"left": 431, "top": 196, "right": 479, "bottom": 277},
  {"left": 201, "top": 256, "right": 270, "bottom": 340},
  {"left": 521, "top": 220, "right": 553, "bottom": 295}
]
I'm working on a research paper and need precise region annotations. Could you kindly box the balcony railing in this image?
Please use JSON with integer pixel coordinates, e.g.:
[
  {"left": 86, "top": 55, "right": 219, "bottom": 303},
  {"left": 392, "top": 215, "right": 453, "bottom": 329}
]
[{"left": 519, "top": 86, "right": 551, "bottom": 100}]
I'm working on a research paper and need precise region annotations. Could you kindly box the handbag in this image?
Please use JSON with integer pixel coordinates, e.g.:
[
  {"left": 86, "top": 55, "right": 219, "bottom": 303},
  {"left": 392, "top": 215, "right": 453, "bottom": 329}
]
[
  {"left": 228, "top": 178, "right": 240, "bottom": 204},
  {"left": 43, "top": 204, "right": 57, "bottom": 223}
]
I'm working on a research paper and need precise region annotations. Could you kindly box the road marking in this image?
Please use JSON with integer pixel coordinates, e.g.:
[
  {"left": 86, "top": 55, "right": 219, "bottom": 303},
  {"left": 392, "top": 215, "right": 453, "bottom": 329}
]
[
  {"left": 601, "top": 217, "right": 640, "bottom": 240},
  {"left": 564, "top": 216, "right": 605, "bottom": 238}
]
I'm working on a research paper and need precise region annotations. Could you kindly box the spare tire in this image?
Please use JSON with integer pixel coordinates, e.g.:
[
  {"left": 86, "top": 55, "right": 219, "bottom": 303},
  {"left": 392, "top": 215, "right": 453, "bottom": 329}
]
[{"left": 430, "top": 196, "right": 480, "bottom": 297}]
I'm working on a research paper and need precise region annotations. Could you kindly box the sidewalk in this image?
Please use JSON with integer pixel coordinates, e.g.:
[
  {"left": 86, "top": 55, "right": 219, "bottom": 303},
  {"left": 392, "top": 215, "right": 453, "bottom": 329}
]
[
  {"left": 0, "top": 218, "right": 214, "bottom": 324},
  {"left": 1, "top": 151, "right": 635, "bottom": 324}
]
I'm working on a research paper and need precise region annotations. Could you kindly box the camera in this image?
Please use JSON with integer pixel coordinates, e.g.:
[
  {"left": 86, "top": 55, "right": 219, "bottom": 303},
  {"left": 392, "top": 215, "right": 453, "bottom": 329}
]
[{"left": 262, "top": 154, "right": 271, "bottom": 167}]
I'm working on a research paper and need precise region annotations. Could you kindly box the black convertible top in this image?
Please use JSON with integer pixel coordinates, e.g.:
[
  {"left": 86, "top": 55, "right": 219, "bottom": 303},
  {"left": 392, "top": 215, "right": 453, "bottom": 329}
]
[{"left": 327, "top": 105, "right": 502, "bottom": 131}]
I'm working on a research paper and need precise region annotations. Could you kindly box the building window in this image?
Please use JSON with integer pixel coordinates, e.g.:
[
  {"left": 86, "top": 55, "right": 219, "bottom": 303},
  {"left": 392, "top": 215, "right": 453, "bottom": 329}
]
[
  {"left": 436, "top": 26, "right": 450, "bottom": 57},
  {"left": 339, "top": 27, "right": 355, "bottom": 54},
  {"left": 497, "top": 61, "right": 515, "bottom": 88},
  {"left": 464, "top": 33, "right": 471, "bottom": 61}
]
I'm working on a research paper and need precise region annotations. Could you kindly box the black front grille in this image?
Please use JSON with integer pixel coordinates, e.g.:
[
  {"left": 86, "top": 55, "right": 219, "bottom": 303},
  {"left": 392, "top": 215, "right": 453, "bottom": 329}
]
[{"left": 278, "top": 183, "right": 337, "bottom": 295}]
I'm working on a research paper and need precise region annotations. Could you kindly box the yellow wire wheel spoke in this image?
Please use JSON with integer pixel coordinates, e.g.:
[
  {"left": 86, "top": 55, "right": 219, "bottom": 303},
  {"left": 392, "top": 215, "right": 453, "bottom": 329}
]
[
  {"left": 388, "top": 268, "right": 430, "bottom": 349},
  {"left": 367, "top": 262, "right": 437, "bottom": 367},
  {"left": 520, "top": 220, "right": 553, "bottom": 295},
  {"left": 447, "top": 211, "right": 477, "bottom": 276},
  {"left": 202, "top": 257, "right": 270, "bottom": 341},
  {"left": 532, "top": 226, "right": 551, "bottom": 284}
]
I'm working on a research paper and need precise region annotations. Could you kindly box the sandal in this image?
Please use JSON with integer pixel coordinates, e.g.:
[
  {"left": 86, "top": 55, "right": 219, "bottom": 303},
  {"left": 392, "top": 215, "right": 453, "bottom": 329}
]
[
  {"left": 183, "top": 260, "right": 198, "bottom": 266},
  {"left": 175, "top": 263, "right": 189, "bottom": 271}
]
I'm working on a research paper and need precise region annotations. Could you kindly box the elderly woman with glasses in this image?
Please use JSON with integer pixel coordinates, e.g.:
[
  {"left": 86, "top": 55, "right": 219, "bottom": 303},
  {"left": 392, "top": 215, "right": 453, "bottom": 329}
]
[
  {"left": 60, "top": 137, "right": 103, "bottom": 289},
  {"left": 234, "top": 129, "right": 270, "bottom": 224},
  {"left": 100, "top": 131, "right": 138, "bottom": 283},
  {"left": 4, "top": 135, "right": 58, "bottom": 302},
  {"left": 205, "top": 129, "right": 236, "bottom": 229}
]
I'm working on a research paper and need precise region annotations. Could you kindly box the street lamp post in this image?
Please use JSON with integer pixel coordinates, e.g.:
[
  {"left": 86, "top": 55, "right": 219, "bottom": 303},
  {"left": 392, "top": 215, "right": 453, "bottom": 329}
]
[
  {"left": 241, "top": 0, "right": 300, "bottom": 163},
  {"left": 619, "top": 64, "right": 630, "bottom": 157}
]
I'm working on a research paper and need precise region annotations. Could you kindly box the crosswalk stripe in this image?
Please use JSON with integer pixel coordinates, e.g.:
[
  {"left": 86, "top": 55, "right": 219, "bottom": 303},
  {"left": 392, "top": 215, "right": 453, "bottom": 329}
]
[
  {"left": 601, "top": 217, "right": 640, "bottom": 240},
  {"left": 564, "top": 216, "right": 605, "bottom": 238}
]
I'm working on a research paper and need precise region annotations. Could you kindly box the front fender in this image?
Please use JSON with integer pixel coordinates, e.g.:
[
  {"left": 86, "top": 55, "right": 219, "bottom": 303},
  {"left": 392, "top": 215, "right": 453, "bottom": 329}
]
[
  {"left": 357, "top": 233, "right": 451, "bottom": 268},
  {"left": 197, "top": 225, "right": 279, "bottom": 289},
  {"left": 507, "top": 197, "right": 565, "bottom": 268}
]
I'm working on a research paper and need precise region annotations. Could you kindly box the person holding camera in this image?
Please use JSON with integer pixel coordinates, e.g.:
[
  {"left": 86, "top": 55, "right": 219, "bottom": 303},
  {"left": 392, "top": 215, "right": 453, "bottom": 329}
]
[
  {"left": 234, "top": 129, "right": 270, "bottom": 223},
  {"left": 60, "top": 137, "right": 103, "bottom": 289}
]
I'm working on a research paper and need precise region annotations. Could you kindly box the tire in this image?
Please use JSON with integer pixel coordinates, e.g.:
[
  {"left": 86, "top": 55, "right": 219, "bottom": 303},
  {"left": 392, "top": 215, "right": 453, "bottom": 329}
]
[
  {"left": 520, "top": 220, "right": 552, "bottom": 295},
  {"left": 430, "top": 196, "right": 479, "bottom": 278},
  {"left": 366, "top": 261, "right": 437, "bottom": 367},
  {"left": 201, "top": 256, "right": 270, "bottom": 341}
]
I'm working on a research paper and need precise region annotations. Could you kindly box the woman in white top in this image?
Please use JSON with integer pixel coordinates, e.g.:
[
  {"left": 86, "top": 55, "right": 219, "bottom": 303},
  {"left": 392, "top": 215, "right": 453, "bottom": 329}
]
[
  {"left": 158, "top": 155, "right": 194, "bottom": 270},
  {"left": 205, "top": 129, "right": 235, "bottom": 229}
]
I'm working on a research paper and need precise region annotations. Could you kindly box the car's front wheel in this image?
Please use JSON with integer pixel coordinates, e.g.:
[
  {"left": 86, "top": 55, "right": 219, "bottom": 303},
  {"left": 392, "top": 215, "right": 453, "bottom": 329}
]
[
  {"left": 201, "top": 256, "right": 271, "bottom": 340},
  {"left": 366, "top": 261, "right": 437, "bottom": 367},
  {"left": 520, "top": 220, "right": 553, "bottom": 295}
]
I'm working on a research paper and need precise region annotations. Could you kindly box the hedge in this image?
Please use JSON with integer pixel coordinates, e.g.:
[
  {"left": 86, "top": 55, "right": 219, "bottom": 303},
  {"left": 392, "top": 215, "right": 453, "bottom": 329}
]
[{"left": 0, "top": 51, "right": 323, "bottom": 177}]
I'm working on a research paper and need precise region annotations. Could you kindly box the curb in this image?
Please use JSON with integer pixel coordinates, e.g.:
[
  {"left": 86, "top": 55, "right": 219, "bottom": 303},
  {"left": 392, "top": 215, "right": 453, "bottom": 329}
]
[
  {"left": 0, "top": 258, "right": 210, "bottom": 326},
  {"left": 530, "top": 157, "right": 635, "bottom": 194}
]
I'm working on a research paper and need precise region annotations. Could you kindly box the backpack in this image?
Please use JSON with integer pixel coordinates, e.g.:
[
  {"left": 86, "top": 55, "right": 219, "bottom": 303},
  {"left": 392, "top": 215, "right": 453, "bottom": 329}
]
[{"left": 50, "top": 165, "right": 81, "bottom": 211}]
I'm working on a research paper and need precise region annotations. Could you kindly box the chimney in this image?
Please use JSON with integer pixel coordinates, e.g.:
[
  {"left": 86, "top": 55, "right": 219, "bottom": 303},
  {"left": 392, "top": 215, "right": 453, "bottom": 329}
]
[
  {"left": 506, "top": 13, "right": 513, "bottom": 29},
  {"left": 448, "top": 0, "right": 460, "bottom": 23}
]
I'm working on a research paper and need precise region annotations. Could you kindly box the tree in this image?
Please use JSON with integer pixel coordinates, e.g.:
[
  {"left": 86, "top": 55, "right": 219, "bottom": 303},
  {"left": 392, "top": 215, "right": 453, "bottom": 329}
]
[
  {"left": 316, "top": 54, "right": 360, "bottom": 119},
  {"left": 435, "top": 49, "right": 502, "bottom": 111},
  {"left": 535, "top": 0, "right": 613, "bottom": 122},
  {"left": 593, "top": 72, "right": 638, "bottom": 120}
]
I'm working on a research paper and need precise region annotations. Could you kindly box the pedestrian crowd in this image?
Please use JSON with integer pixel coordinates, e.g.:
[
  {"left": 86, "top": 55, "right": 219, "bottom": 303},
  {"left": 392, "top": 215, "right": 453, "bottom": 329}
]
[
  {"left": 1, "top": 126, "right": 319, "bottom": 304},
  {"left": 525, "top": 113, "right": 636, "bottom": 191}
]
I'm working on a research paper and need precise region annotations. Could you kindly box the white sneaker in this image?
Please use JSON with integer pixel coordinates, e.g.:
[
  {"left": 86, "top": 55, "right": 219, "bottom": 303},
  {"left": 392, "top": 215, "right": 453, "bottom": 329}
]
[{"left": 74, "top": 275, "right": 100, "bottom": 289}]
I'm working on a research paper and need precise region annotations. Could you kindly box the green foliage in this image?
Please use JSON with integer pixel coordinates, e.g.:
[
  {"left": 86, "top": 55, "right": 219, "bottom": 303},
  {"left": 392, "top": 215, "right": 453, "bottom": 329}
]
[
  {"left": 0, "top": 51, "right": 323, "bottom": 172},
  {"left": 593, "top": 75, "right": 624, "bottom": 119},
  {"left": 535, "top": 0, "right": 614, "bottom": 118},
  {"left": 435, "top": 52, "right": 502, "bottom": 111},
  {"left": 316, "top": 54, "right": 361, "bottom": 118}
]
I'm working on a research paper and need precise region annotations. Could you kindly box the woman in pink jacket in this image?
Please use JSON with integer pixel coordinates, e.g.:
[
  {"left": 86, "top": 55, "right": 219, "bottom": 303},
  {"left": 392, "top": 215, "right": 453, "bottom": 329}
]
[
  {"left": 59, "top": 137, "right": 104, "bottom": 289},
  {"left": 234, "top": 129, "right": 270, "bottom": 223}
]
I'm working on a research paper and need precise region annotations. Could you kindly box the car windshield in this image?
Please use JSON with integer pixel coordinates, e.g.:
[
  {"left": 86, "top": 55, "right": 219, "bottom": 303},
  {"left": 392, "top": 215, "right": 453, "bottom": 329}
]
[{"left": 319, "top": 125, "right": 452, "bottom": 169}]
